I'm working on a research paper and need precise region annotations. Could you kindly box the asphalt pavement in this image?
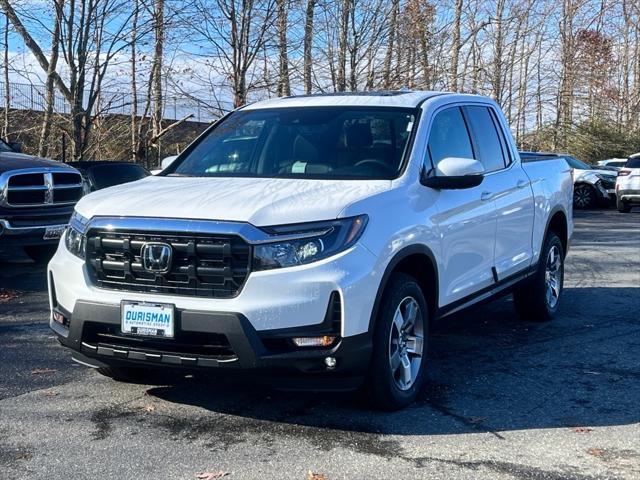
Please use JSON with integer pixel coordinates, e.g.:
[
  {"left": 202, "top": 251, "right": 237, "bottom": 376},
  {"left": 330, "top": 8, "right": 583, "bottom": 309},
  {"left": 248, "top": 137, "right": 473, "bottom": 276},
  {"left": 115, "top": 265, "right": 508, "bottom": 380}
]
[{"left": 1, "top": 209, "right": 639, "bottom": 480}]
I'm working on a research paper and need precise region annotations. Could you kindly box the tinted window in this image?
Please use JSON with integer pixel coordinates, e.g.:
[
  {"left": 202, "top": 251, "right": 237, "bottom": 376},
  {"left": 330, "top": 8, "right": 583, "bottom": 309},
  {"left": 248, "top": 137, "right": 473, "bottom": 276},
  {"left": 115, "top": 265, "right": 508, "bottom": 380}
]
[
  {"left": 564, "top": 156, "right": 591, "bottom": 170},
  {"left": 90, "top": 164, "right": 149, "bottom": 190},
  {"left": 463, "top": 106, "right": 506, "bottom": 172},
  {"left": 171, "top": 108, "right": 416, "bottom": 180},
  {"left": 627, "top": 157, "right": 640, "bottom": 168},
  {"left": 427, "top": 107, "right": 474, "bottom": 166}
]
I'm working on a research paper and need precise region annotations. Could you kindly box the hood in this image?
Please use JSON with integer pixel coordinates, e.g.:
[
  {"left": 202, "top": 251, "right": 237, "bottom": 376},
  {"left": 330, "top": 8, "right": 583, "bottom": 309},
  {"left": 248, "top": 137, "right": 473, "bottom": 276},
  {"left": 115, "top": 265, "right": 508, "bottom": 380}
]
[
  {"left": 0, "top": 151, "right": 77, "bottom": 174},
  {"left": 74, "top": 175, "right": 391, "bottom": 226},
  {"left": 573, "top": 167, "right": 616, "bottom": 182}
]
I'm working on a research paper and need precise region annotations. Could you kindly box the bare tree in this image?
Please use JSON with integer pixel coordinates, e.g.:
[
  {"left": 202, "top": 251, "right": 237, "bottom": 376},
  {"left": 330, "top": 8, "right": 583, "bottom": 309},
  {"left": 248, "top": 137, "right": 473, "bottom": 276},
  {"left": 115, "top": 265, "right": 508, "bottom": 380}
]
[
  {"left": 38, "top": 0, "right": 63, "bottom": 157},
  {"left": 2, "top": 12, "right": 8, "bottom": 139},
  {"left": 302, "top": 0, "right": 315, "bottom": 94},
  {"left": 276, "top": 0, "right": 290, "bottom": 96}
]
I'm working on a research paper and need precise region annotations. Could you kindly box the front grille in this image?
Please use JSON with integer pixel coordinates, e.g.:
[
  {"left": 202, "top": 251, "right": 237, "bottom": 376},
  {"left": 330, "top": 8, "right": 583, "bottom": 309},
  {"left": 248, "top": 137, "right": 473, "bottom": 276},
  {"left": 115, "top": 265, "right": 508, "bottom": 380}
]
[
  {"left": 8, "top": 214, "right": 71, "bottom": 227},
  {"left": 4, "top": 170, "right": 83, "bottom": 207},
  {"left": 86, "top": 229, "right": 252, "bottom": 298},
  {"left": 600, "top": 177, "right": 616, "bottom": 189},
  {"left": 82, "top": 322, "right": 237, "bottom": 360}
]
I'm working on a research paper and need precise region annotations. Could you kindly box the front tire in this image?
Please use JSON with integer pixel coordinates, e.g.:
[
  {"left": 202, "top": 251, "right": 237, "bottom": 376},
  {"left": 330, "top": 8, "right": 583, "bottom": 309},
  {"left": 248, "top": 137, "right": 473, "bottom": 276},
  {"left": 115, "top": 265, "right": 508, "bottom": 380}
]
[
  {"left": 617, "top": 198, "right": 631, "bottom": 213},
  {"left": 367, "top": 273, "right": 429, "bottom": 410},
  {"left": 513, "top": 232, "right": 564, "bottom": 322},
  {"left": 573, "top": 184, "right": 597, "bottom": 209}
]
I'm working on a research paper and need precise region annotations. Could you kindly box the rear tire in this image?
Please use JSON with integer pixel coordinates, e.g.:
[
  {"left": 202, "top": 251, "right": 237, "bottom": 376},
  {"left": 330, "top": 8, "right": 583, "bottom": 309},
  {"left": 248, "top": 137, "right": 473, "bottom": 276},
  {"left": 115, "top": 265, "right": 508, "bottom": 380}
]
[
  {"left": 573, "top": 184, "right": 597, "bottom": 209},
  {"left": 617, "top": 198, "right": 632, "bottom": 213},
  {"left": 24, "top": 245, "right": 58, "bottom": 264},
  {"left": 513, "top": 232, "right": 564, "bottom": 322},
  {"left": 367, "top": 273, "right": 429, "bottom": 410}
]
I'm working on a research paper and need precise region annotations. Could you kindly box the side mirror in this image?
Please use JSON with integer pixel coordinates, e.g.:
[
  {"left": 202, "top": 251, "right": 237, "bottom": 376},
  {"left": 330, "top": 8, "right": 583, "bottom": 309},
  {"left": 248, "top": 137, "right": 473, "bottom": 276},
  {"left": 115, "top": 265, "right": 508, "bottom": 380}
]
[
  {"left": 421, "top": 157, "right": 485, "bottom": 190},
  {"left": 8, "top": 141, "right": 22, "bottom": 153},
  {"left": 161, "top": 155, "right": 178, "bottom": 170}
]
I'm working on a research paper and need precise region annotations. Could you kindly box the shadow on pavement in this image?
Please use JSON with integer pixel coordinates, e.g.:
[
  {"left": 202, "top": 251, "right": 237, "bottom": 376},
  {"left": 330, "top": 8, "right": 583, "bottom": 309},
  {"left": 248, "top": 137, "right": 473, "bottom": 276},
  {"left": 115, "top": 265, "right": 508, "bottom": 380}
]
[{"left": 147, "top": 286, "right": 640, "bottom": 437}]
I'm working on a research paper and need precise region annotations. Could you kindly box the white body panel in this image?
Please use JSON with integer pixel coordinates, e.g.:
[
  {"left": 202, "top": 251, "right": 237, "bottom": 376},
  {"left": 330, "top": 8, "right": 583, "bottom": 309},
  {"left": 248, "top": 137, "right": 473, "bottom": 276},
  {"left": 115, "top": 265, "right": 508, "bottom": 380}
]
[{"left": 49, "top": 92, "right": 573, "bottom": 338}]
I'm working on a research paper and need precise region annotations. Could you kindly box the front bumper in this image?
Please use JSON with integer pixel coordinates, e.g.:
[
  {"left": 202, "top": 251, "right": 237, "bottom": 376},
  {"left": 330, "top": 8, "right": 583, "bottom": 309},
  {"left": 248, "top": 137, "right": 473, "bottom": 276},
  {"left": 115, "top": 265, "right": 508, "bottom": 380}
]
[
  {"left": 0, "top": 219, "right": 66, "bottom": 247},
  {"left": 50, "top": 300, "right": 372, "bottom": 384},
  {"left": 48, "top": 240, "right": 380, "bottom": 384}
]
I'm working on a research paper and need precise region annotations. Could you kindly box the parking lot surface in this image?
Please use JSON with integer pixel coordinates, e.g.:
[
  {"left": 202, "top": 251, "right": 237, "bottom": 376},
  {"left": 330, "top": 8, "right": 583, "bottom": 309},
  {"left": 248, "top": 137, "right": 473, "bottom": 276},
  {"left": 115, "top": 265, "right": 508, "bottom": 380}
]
[{"left": 1, "top": 209, "right": 639, "bottom": 480}]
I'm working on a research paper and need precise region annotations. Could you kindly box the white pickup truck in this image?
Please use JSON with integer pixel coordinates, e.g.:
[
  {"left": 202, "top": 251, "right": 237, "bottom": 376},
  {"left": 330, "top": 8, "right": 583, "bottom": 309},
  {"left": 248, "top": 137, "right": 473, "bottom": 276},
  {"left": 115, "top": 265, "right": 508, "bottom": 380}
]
[{"left": 48, "top": 91, "right": 573, "bottom": 409}]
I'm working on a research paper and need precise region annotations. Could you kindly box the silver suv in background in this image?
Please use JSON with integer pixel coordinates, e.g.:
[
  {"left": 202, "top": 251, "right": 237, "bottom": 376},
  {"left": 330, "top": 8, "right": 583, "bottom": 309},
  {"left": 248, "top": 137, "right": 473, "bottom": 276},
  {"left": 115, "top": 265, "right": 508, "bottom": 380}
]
[{"left": 521, "top": 152, "right": 617, "bottom": 209}]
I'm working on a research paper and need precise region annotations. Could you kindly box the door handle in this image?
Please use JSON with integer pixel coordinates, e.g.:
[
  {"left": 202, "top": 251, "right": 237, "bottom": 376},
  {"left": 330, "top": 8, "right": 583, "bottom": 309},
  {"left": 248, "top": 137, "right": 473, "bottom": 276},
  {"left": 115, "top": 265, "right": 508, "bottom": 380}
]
[
  {"left": 481, "top": 191, "right": 494, "bottom": 201},
  {"left": 517, "top": 179, "right": 529, "bottom": 189}
]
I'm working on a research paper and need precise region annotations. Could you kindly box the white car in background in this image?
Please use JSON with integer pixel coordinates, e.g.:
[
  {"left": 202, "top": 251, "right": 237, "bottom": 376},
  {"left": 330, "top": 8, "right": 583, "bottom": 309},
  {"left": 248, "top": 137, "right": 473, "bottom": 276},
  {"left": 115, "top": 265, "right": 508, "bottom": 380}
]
[
  {"left": 150, "top": 155, "right": 178, "bottom": 175},
  {"left": 597, "top": 158, "right": 628, "bottom": 171},
  {"left": 616, "top": 156, "right": 640, "bottom": 213},
  {"left": 521, "top": 152, "right": 617, "bottom": 209}
]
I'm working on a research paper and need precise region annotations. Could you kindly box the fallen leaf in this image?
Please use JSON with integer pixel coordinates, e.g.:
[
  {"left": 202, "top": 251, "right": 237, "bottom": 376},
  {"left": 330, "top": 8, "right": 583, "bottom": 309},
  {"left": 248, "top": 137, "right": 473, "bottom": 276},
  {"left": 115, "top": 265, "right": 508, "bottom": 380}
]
[
  {"left": 587, "top": 448, "right": 604, "bottom": 457},
  {"left": 468, "top": 416, "right": 487, "bottom": 424},
  {"left": 0, "top": 289, "right": 20, "bottom": 303},
  {"left": 195, "top": 472, "right": 229, "bottom": 479},
  {"left": 571, "top": 427, "right": 593, "bottom": 434},
  {"left": 308, "top": 472, "right": 327, "bottom": 480},
  {"left": 31, "top": 368, "right": 57, "bottom": 375}
]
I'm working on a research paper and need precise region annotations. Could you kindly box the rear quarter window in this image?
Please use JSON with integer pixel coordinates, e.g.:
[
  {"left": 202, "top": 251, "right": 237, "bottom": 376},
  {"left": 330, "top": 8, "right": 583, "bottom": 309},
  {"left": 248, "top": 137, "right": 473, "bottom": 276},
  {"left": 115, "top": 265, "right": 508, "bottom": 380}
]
[{"left": 626, "top": 158, "right": 640, "bottom": 168}]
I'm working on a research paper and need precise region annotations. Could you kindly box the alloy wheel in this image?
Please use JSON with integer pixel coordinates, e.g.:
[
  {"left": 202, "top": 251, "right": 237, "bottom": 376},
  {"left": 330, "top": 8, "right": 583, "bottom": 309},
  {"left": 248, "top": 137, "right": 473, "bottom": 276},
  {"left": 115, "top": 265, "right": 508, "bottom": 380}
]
[
  {"left": 545, "top": 245, "right": 562, "bottom": 309},
  {"left": 388, "top": 296, "right": 424, "bottom": 391}
]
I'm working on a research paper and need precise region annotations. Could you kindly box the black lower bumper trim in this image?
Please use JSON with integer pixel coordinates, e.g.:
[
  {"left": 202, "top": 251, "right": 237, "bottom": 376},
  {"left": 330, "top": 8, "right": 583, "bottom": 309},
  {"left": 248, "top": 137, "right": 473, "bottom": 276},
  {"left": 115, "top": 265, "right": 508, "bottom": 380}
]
[{"left": 52, "top": 300, "right": 372, "bottom": 382}]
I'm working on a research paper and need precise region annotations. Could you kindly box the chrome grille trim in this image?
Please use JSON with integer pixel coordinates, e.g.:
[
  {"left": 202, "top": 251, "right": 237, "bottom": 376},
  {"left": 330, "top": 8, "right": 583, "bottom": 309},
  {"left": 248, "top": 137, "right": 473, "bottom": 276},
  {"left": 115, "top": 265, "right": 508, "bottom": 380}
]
[{"left": 0, "top": 167, "right": 83, "bottom": 207}]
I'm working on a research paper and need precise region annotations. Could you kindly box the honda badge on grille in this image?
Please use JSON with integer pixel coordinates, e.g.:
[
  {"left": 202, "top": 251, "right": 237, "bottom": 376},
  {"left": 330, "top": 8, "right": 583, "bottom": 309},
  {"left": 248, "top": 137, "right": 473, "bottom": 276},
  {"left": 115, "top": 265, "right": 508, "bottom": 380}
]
[{"left": 141, "top": 242, "right": 172, "bottom": 273}]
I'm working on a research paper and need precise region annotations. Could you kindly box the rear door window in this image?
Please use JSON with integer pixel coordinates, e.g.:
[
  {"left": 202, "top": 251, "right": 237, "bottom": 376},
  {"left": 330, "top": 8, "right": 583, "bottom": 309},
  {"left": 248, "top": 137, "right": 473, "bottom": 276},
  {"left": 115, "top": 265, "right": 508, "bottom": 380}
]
[{"left": 462, "top": 106, "right": 507, "bottom": 172}]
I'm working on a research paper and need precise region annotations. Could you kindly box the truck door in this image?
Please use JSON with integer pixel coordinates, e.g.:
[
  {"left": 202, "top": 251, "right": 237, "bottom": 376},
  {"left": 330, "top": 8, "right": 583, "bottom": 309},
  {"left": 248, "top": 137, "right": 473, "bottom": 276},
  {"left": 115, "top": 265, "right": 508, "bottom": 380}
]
[
  {"left": 462, "top": 105, "right": 535, "bottom": 280},
  {"left": 426, "top": 106, "right": 498, "bottom": 306}
]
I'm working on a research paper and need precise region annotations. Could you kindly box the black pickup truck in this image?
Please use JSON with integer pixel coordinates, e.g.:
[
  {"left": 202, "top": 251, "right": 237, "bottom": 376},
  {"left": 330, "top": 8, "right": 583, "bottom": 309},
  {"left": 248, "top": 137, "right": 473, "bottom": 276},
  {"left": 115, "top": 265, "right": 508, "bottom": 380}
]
[{"left": 0, "top": 139, "right": 83, "bottom": 263}]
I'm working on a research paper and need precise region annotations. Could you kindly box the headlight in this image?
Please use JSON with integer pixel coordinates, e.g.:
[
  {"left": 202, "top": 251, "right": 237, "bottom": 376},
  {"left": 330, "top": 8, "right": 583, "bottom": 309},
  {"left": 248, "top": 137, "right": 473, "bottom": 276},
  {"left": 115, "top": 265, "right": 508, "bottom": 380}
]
[
  {"left": 64, "top": 211, "right": 88, "bottom": 259},
  {"left": 253, "top": 215, "right": 368, "bottom": 270}
]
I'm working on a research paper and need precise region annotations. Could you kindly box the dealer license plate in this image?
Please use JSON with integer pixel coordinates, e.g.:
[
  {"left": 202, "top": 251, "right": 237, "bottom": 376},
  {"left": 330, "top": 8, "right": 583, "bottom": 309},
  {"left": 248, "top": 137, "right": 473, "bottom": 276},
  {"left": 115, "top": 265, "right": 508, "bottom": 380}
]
[
  {"left": 43, "top": 225, "right": 65, "bottom": 240},
  {"left": 121, "top": 301, "right": 174, "bottom": 338}
]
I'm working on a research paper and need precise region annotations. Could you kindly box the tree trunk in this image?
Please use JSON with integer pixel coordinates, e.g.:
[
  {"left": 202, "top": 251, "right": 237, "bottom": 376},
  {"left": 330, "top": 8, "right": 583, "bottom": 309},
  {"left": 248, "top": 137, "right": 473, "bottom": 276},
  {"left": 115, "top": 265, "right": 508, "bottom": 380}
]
[
  {"left": 303, "top": 0, "right": 315, "bottom": 94},
  {"left": 491, "top": 0, "right": 505, "bottom": 103},
  {"left": 151, "top": 0, "right": 164, "bottom": 156},
  {"left": 382, "top": 0, "right": 398, "bottom": 89},
  {"left": 2, "top": 13, "right": 9, "bottom": 139},
  {"left": 449, "top": 0, "right": 463, "bottom": 91},
  {"left": 276, "top": 0, "right": 290, "bottom": 97},
  {"left": 38, "top": 0, "right": 62, "bottom": 158},
  {"left": 130, "top": 0, "right": 139, "bottom": 161},
  {"left": 336, "top": 0, "right": 351, "bottom": 92}
]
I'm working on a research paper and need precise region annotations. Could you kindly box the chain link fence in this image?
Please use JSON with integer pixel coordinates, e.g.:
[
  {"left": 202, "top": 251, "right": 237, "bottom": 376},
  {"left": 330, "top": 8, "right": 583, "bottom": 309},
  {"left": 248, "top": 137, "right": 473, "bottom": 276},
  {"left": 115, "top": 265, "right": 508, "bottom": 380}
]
[{"left": 0, "top": 80, "right": 219, "bottom": 123}]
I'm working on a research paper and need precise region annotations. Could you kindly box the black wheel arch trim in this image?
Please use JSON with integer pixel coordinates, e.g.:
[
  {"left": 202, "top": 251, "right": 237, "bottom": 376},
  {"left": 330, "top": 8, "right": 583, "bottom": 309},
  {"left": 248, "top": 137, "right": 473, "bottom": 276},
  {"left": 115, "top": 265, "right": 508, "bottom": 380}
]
[
  {"left": 542, "top": 204, "right": 570, "bottom": 257},
  {"left": 367, "top": 244, "right": 439, "bottom": 335}
]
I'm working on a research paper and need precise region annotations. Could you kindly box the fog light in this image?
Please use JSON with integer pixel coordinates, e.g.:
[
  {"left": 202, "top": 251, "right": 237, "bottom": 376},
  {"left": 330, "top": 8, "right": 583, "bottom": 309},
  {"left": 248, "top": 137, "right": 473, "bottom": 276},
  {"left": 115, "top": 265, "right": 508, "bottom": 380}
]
[
  {"left": 52, "top": 311, "right": 67, "bottom": 326},
  {"left": 324, "top": 357, "right": 337, "bottom": 369},
  {"left": 291, "top": 335, "right": 336, "bottom": 348}
]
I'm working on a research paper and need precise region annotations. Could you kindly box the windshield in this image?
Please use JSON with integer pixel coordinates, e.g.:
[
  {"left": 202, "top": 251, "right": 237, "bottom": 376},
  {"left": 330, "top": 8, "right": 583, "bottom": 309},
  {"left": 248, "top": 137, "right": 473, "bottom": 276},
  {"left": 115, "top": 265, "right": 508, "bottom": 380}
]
[
  {"left": 564, "top": 156, "right": 591, "bottom": 170},
  {"left": 169, "top": 107, "right": 417, "bottom": 180}
]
